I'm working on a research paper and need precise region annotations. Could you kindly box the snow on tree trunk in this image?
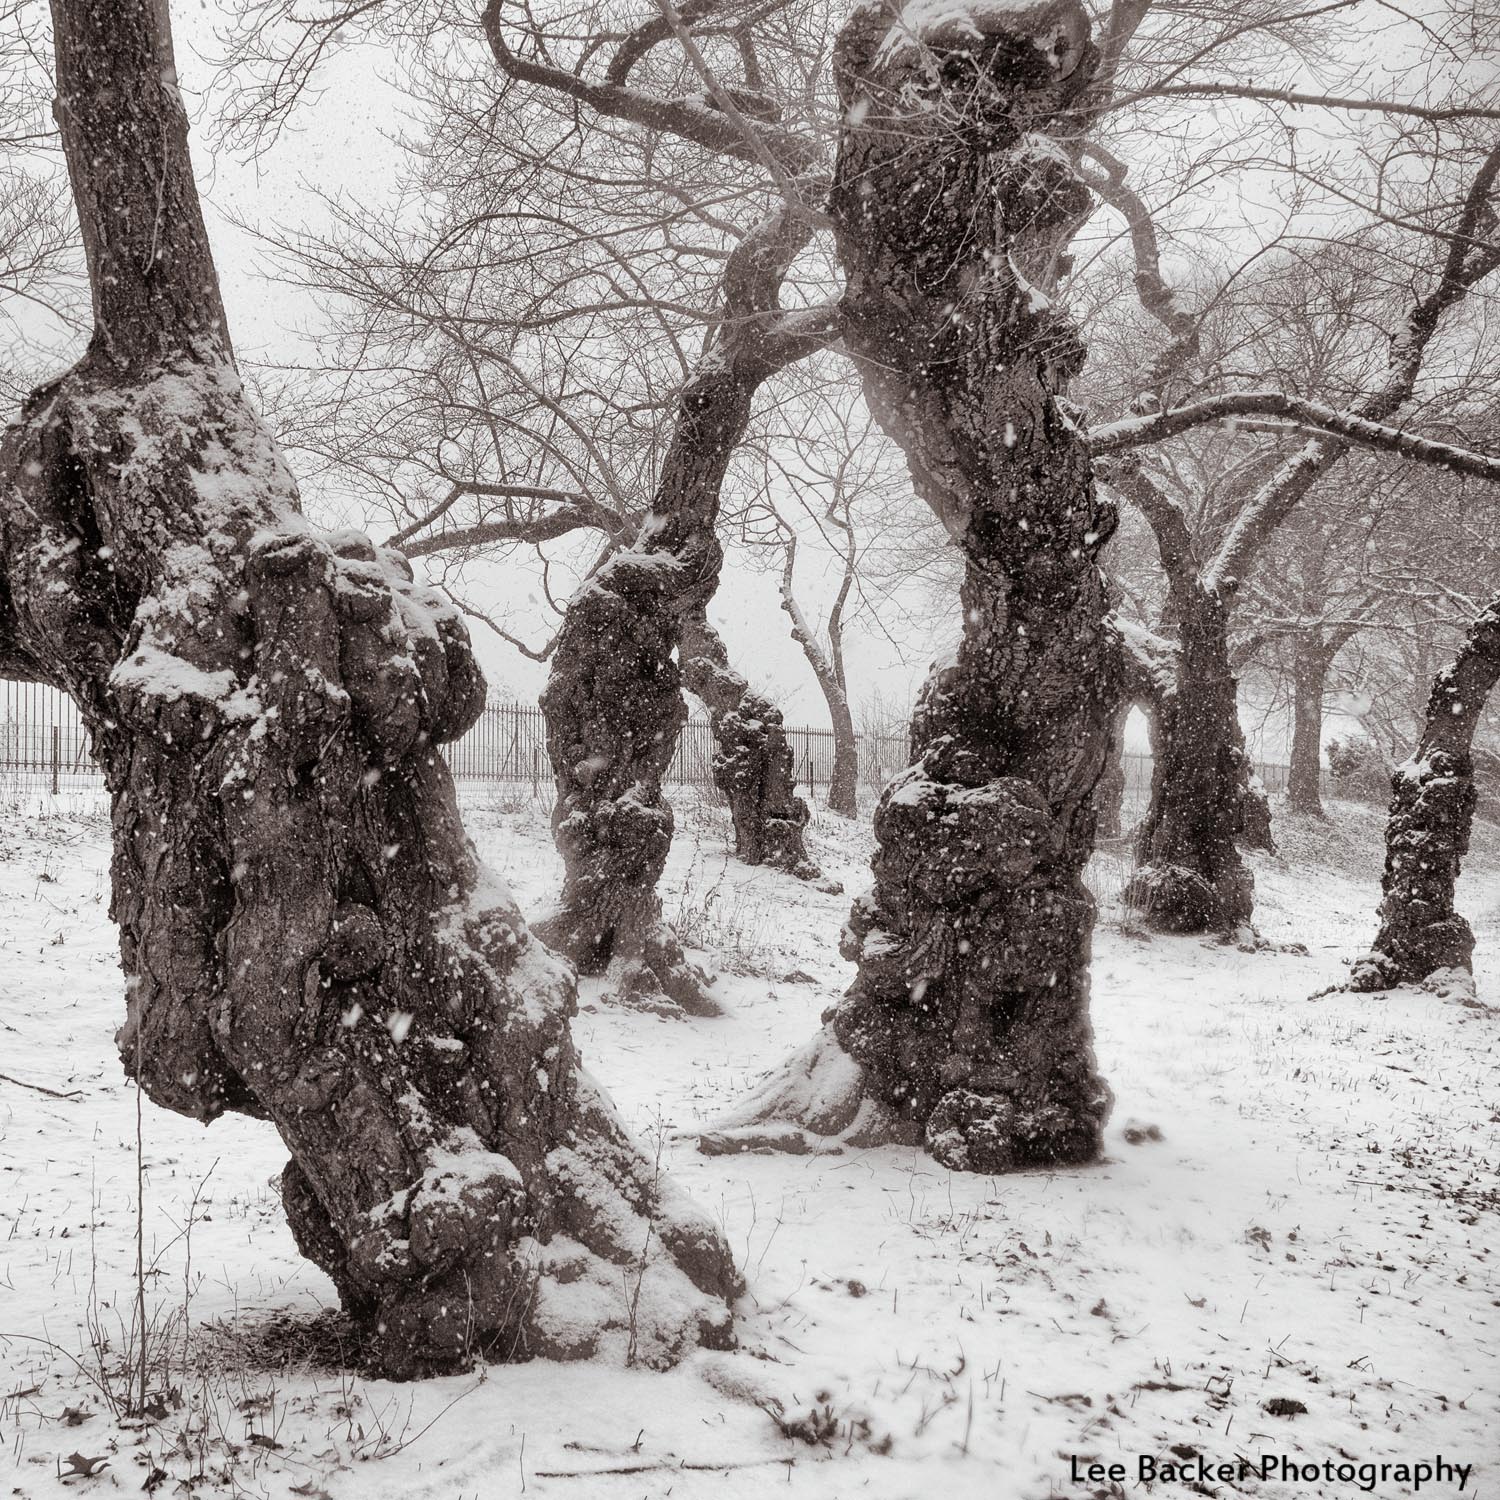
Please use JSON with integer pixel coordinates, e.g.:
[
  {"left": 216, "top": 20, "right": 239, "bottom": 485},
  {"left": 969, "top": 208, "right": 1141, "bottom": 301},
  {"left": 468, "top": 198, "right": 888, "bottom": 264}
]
[
  {"left": 1287, "top": 636, "right": 1331, "bottom": 816},
  {"left": 0, "top": 0, "right": 739, "bottom": 1378},
  {"left": 678, "top": 605, "right": 831, "bottom": 885},
  {"left": 1351, "top": 594, "right": 1500, "bottom": 993},
  {"left": 704, "top": 0, "right": 1116, "bottom": 1172},
  {"left": 536, "top": 212, "right": 827, "bottom": 1014},
  {"left": 1125, "top": 586, "right": 1263, "bottom": 931}
]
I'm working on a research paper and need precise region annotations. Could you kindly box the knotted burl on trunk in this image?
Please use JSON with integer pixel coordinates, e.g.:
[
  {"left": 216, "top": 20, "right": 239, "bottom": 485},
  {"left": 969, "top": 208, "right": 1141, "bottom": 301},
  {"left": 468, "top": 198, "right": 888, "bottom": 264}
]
[
  {"left": 703, "top": 0, "right": 1119, "bottom": 1173},
  {"left": 1351, "top": 594, "right": 1500, "bottom": 995},
  {"left": 2, "top": 348, "right": 740, "bottom": 1378}
]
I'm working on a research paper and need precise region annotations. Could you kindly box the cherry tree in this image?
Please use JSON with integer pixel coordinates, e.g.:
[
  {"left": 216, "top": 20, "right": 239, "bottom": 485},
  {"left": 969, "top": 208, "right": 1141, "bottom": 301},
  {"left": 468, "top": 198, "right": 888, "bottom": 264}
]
[{"left": 0, "top": 0, "right": 738, "bottom": 1377}]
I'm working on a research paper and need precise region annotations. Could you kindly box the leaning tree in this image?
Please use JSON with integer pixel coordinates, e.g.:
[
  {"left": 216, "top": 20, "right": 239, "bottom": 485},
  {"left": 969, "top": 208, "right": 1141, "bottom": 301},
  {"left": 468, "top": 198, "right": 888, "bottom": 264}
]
[
  {"left": 1352, "top": 592, "right": 1500, "bottom": 993},
  {"left": 0, "top": 0, "right": 739, "bottom": 1379}
]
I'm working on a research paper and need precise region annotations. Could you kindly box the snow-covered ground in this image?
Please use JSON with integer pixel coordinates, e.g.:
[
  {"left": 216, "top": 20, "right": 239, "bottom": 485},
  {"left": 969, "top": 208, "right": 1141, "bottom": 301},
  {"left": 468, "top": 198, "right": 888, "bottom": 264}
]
[{"left": 2, "top": 782, "right": 1497, "bottom": 1499}]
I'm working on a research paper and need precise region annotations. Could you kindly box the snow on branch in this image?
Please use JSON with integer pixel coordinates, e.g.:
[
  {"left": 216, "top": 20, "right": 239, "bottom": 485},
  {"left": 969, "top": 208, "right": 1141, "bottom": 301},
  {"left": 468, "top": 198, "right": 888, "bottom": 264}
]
[
  {"left": 1091, "top": 392, "right": 1500, "bottom": 483},
  {"left": 1115, "top": 614, "right": 1177, "bottom": 708},
  {"left": 399, "top": 500, "right": 619, "bottom": 559},
  {"left": 1095, "top": 455, "right": 1195, "bottom": 581}
]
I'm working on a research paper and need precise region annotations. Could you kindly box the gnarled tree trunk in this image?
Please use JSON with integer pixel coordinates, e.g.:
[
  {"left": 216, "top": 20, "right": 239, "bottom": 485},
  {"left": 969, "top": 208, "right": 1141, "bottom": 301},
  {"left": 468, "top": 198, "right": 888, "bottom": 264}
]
[
  {"left": 536, "top": 211, "right": 829, "bottom": 1014},
  {"left": 704, "top": 0, "right": 1116, "bottom": 1172},
  {"left": 1125, "top": 582, "right": 1264, "bottom": 931},
  {"left": 679, "top": 604, "right": 830, "bottom": 885},
  {"left": 1, "top": 0, "right": 738, "bottom": 1380},
  {"left": 1351, "top": 594, "right": 1500, "bottom": 992}
]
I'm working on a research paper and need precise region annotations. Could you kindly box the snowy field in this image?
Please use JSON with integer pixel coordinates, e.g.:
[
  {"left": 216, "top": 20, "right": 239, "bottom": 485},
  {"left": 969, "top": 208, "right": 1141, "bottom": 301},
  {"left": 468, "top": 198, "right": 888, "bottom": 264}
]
[{"left": 1, "top": 783, "right": 1497, "bottom": 1499}]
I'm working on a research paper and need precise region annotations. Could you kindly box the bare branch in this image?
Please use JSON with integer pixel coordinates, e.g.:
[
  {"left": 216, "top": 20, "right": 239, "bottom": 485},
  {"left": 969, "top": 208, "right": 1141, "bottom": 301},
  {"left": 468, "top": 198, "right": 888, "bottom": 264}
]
[
  {"left": 1136, "top": 82, "right": 1500, "bottom": 125},
  {"left": 480, "top": 0, "right": 819, "bottom": 176},
  {"left": 1093, "top": 390, "right": 1500, "bottom": 482}
]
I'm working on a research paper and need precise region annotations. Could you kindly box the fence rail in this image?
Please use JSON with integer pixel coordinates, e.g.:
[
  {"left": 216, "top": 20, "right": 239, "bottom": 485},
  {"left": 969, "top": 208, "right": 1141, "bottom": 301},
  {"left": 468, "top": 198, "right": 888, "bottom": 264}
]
[{"left": 1, "top": 678, "right": 1308, "bottom": 809}]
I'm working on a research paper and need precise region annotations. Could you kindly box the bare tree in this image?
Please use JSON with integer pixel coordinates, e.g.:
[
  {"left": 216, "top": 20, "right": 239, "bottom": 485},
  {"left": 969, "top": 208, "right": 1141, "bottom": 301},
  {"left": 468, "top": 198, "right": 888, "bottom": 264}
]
[
  {"left": 1089, "top": 145, "right": 1500, "bottom": 929},
  {"left": 0, "top": 0, "right": 83, "bottom": 397},
  {"left": 460, "top": 0, "right": 839, "bottom": 1008},
  {"left": 532, "top": 204, "right": 834, "bottom": 1009},
  {"left": 0, "top": 0, "right": 737, "bottom": 1377},
  {"left": 679, "top": 600, "right": 831, "bottom": 880}
]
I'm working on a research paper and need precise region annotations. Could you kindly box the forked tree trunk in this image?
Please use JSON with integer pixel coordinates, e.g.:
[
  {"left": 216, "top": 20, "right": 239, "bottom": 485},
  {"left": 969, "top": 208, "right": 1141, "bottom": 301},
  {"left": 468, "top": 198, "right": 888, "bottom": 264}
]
[
  {"left": 704, "top": 0, "right": 1116, "bottom": 1172},
  {"left": 1287, "top": 634, "right": 1333, "bottom": 815},
  {"left": 778, "top": 536, "right": 859, "bottom": 817},
  {"left": 536, "top": 212, "right": 828, "bottom": 1014},
  {"left": 1125, "top": 584, "right": 1263, "bottom": 931},
  {"left": 679, "top": 605, "right": 830, "bottom": 884},
  {"left": 1351, "top": 594, "right": 1500, "bottom": 991},
  {"left": 0, "top": 0, "right": 738, "bottom": 1379}
]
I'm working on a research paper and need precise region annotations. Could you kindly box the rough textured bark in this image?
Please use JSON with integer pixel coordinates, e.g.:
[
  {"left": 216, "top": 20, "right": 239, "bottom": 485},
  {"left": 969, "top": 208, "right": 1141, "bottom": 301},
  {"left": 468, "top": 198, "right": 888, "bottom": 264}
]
[
  {"left": 1351, "top": 594, "right": 1500, "bottom": 991},
  {"left": 1, "top": 0, "right": 739, "bottom": 1379},
  {"left": 705, "top": 0, "right": 1117, "bottom": 1172},
  {"left": 1096, "top": 704, "right": 1130, "bottom": 839},
  {"left": 1125, "top": 586, "right": 1264, "bottom": 930},
  {"left": 678, "top": 604, "right": 830, "bottom": 884},
  {"left": 535, "top": 212, "right": 830, "bottom": 1014},
  {"left": 1109, "top": 466, "right": 1267, "bottom": 929},
  {"left": 1288, "top": 634, "right": 1334, "bottom": 816}
]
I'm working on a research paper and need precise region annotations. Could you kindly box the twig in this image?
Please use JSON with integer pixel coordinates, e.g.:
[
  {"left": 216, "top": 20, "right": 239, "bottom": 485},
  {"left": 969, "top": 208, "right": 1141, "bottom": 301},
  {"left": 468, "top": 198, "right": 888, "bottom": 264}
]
[
  {"left": 535, "top": 1457, "right": 794, "bottom": 1477},
  {"left": 0, "top": 1071, "right": 81, "bottom": 1100}
]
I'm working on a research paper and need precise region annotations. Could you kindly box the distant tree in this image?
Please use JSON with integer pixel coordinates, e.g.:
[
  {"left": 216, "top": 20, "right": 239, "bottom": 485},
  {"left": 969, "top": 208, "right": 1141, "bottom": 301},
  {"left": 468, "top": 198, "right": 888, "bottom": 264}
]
[
  {"left": 0, "top": 0, "right": 82, "bottom": 399},
  {"left": 1091, "top": 159, "right": 1500, "bottom": 929},
  {"left": 736, "top": 367, "right": 914, "bottom": 818}
]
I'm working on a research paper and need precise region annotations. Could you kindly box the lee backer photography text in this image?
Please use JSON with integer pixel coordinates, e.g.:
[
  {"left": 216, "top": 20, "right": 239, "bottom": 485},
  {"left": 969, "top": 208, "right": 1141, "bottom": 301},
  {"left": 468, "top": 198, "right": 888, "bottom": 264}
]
[{"left": 1069, "top": 1454, "right": 1476, "bottom": 1493}]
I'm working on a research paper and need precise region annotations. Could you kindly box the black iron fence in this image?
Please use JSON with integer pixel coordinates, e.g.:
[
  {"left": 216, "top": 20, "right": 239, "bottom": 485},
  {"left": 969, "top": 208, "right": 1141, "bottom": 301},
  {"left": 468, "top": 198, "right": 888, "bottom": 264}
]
[
  {"left": 0, "top": 677, "right": 1300, "bottom": 813},
  {"left": 443, "top": 698, "right": 911, "bottom": 796},
  {"left": 0, "top": 679, "right": 913, "bottom": 797}
]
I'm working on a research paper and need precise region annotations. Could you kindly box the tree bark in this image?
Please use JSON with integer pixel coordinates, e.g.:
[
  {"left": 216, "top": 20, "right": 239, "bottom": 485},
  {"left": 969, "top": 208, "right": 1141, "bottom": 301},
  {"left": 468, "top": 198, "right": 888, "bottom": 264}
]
[
  {"left": 678, "top": 604, "right": 831, "bottom": 885},
  {"left": 1287, "top": 635, "right": 1333, "bottom": 816},
  {"left": 704, "top": 0, "right": 1117, "bottom": 1172},
  {"left": 1, "top": 0, "right": 739, "bottom": 1379},
  {"left": 535, "top": 212, "right": 830, "bottom": 1014},
  {"left": 1351, "top": 594, "right": 1500, "bottom": 991},
  {"left": 1097, "top": 705, "right": 1130, "bottom": 839},
  {"left": 825, "top": 694, "right": 860, "bottom": 818},
  {"left": 1125, "top": 581, "right": 1264, "bottom": 931}
]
